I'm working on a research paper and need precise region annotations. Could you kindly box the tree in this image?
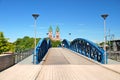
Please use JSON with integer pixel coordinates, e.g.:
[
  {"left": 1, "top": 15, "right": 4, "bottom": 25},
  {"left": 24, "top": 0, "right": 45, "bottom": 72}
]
[
  {"left": 14, "top": 36, "right": 40, "bottom": 53},
  {"left": 0, "top": 32, "right": 41, "bottom": 54},
  {"left": 0, "top": 32, "right": 11, "bottom": 54},
  {"left": 50, "top": 39, "right": 61, "bottom": 47}
]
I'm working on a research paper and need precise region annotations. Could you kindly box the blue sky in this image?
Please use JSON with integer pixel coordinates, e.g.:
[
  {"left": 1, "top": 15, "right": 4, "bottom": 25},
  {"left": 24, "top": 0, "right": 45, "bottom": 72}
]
[{"left": 0, "top": 0, "right": 120, "bottom": 42}]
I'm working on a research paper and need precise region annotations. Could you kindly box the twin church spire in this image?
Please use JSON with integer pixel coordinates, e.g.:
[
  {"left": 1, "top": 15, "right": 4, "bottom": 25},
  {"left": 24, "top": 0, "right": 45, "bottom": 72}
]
[{"left": 48, "top": 26, "right": 60, "bottom": 41}]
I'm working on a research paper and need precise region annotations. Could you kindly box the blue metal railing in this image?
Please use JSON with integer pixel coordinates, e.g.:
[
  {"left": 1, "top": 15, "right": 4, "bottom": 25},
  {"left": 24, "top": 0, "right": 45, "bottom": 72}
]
[
  {"left": 62, "top": 39, "right": 70, "bottom": 48},
  {"left": 62, "top": 38, "right": 108, "bottom": 64},
  {"left": 34, "top": 38, "right": 51, "bottom": 64}
]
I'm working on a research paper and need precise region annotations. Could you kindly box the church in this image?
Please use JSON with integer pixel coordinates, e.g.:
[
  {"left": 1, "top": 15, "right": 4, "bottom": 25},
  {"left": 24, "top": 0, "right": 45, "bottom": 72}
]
[{"left": 48, "top": 26, "right": 61, "bottom": 41}]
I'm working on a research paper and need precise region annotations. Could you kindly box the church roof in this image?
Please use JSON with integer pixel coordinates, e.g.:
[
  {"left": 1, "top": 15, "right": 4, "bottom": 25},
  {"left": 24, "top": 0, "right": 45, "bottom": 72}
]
[
  {"left": 48, "top": 26, "right": 53, "bottom": 32},
  {"left": 56, "top": 26, "right": 60, "bottom": 32}
]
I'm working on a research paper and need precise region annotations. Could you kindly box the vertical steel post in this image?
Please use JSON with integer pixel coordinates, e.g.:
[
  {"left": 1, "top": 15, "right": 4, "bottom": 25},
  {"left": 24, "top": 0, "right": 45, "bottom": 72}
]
[
  {"left": 32, "top": 14, "right": 39, "bottom": 64},
  {"left": 101, "top": 14, "right": 108, "bottom": 64}
]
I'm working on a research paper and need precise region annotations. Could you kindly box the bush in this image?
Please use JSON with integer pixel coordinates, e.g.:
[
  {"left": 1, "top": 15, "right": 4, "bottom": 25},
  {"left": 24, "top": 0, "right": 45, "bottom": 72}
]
[{"left": 51, "top": 40, "right": 61, "bottom": 47}]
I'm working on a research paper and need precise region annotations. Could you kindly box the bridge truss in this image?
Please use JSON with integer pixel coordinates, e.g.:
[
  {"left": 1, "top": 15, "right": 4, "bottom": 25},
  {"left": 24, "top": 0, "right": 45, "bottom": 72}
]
[{"left": 62, "top": 38, "right": 107, "bottom": 64}]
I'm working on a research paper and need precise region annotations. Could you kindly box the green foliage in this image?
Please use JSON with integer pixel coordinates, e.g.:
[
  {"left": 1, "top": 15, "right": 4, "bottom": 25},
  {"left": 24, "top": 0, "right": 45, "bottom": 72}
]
[
  {"left": 99, "top": 41, "right": 111, "bottom": 46},
  {"left": 14, "top": 36, "right": 40, "bottom": 53},
  {"left": 8, "top": 42, "right": 15, "bottom": 52},
  {"left": 99, "top": 42, "right": 104, "bottom": 46},
  {"left": 50, "top": 39, "right": 61, "bottom": 47},
  {"left": 0, "top": 32, "right": 41, "bottom": 54},
  {"left": 0, "top": 32, "right": 4, "bottom": 38},
  {"left": 0, "top": 32, "right": 13, "bottom": 54}
]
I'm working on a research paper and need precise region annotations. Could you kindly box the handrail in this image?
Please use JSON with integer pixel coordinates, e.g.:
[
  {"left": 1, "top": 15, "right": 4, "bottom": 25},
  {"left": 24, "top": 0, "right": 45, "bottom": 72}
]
[
  {"left": 62, "top": 38, "right": 107, "bottom": 64},
  {"left": 35, "top": 38, "right": 51, "bottom": 64},
  {"left": 62, "top": 39, "right": 70, "bottom": 48}
]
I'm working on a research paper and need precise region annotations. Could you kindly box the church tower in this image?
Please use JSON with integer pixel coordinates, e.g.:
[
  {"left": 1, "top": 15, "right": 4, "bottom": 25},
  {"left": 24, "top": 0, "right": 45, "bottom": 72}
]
[
  {"left": 55, "top": 26, "right": 60, "bottom": 40},
  {"left": 48, "top": 26, "right": 53, "bottom": 39}
]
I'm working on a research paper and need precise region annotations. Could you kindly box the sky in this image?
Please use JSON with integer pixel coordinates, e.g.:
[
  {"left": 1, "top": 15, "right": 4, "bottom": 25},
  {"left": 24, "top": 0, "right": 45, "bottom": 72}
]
[{"left": 0, "top": 0, "right": 120, "bottom": 43}]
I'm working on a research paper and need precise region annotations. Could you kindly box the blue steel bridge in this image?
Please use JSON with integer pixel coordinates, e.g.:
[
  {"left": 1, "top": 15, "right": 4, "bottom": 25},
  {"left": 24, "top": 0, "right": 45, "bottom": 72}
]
[
  {"left": 35, "top": 38, "right": 106, "bottom": 64},
  {"left": 0, "top": 38, "right": 120, "bottom": 80}
]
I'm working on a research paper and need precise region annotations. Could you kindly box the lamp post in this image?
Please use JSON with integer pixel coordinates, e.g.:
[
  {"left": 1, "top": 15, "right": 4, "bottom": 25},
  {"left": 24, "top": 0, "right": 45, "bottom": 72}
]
[
  {"left": 32, "top": 14, "right": 39, "bottom": 64},
  {"left": 101, "top": 14, "right": 108, "bottom": 64}
]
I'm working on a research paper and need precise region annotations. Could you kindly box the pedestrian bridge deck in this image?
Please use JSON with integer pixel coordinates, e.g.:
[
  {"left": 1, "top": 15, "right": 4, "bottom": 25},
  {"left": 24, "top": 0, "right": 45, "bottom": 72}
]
[{"left": 0, "top": 48, "right": 120, "bottom": 80}]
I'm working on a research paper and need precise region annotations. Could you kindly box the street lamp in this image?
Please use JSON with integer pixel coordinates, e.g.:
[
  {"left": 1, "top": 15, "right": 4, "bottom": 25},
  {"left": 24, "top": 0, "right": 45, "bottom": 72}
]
[
  {"left": 32, "top": 14, "right": 39, "bottom": 64},
  {"left": 101, "top": 14, "right": 108, "bottom": 64}
]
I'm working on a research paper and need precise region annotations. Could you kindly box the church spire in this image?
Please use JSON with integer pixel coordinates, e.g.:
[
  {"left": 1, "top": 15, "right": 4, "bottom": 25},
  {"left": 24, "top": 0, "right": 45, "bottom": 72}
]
[
  {"left": 55, "top": 26, "right": 60, "bottom": 40},
  {"left": 48, "top": 25, "right": 53, "bottom": 39},
  {"left": 48, "top": 25, "right": 53, "bottom": 32},
  {"left": 48, "top": 25, "right": 60, "bottom": 41},
  {"left": 56, "top": 26, "right": 60, "bottom": 32}
]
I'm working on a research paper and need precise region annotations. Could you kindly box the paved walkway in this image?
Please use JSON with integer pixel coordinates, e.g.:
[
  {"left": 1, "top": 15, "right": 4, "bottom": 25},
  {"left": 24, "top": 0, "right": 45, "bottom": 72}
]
[
  {"left": 43, "top": 48, "right": 96, "bottom": 65},
  {"left": 37, "top": 48, "right": 120, "bottom": 80},
  {"left": 0, "top": 55, "right": 42, "bottom": 80},
  {"left": 36, "top": 65, "right": 120, "bottom": 80},
  {"left": 0, "top": 48, "right": 120, "bottom": 80}
]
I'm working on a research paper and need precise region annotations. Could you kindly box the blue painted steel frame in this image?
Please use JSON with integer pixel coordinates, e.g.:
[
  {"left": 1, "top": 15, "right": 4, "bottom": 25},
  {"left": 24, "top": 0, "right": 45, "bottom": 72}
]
[
  {"left": 62, "top": 39, "right": 70, "bottom": 48},
  {"left": 62, "top": 38, "right": 108, "bottom": 64},
  {"left": 33, "top": 38, "right": 51, "bottom": 64}
]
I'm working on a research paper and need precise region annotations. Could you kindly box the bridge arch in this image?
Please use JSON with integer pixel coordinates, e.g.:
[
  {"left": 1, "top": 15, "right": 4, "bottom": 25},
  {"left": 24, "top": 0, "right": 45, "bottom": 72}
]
[
  {"left": 35, "top": 38, "right": 51, "bottom": 64},
  {"left": 62, "top": 39, "right": 70, "bottom": 48},
  {"left": 68, "top": 38, "right": 107, "bottom": 64},
  {"left": 47, "top": 39, "right": 52, "bottom": 49}
]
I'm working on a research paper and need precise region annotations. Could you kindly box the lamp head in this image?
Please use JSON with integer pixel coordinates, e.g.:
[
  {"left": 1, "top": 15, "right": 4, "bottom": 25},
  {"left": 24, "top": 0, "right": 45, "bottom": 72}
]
[
  {"left": 32, "top": 14, "right": 39, "bottom": 20},
  {"left": 101, "top": 14, "right": 108, "bottom": 20}
]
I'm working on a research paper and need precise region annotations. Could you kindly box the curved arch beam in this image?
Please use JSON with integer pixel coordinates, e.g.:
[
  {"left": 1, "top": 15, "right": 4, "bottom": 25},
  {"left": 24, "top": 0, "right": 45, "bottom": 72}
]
[
  {"left": 62, "top": 39, "right": 70, "bottom": 48},
  {"left": 67, "top": 38, "right": 107, "bottom": 64},
  {"left": 35, "top": 38, "right": 51, "bottom": 64}
]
